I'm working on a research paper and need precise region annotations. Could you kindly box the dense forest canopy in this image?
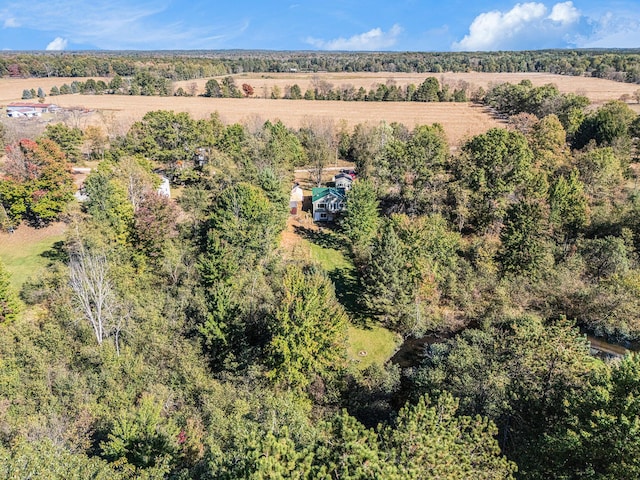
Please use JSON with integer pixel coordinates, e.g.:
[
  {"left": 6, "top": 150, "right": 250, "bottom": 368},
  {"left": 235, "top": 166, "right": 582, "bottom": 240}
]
[
  {"left": 2, "top": 49, "right": 640, "bottom": 83},
  {"left": 1, "top": 70, "right": 640, "bottom": 478}
]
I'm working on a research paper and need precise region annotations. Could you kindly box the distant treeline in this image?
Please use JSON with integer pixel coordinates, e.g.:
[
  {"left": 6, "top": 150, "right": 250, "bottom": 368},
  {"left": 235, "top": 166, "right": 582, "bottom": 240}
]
[
  {"left": 25, "top": 75, "right": 473, "bottom": 102},
  {"left": 3, "top": 49, "right": 640, "bottom": 83}
]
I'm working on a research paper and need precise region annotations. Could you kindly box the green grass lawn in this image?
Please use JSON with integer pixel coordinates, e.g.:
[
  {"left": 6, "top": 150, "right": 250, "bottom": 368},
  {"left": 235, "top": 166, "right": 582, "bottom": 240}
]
[
  {"left": 309, "top": 242, "right": 351, "bottom": 271},
  {"left": 303, "top": 230, "right": 400, "bottom": 369},
  {"left": 0, "top": 233, "right": 65, "bottom": 290},
  {"left": 346, "top": 324, "right": 401, "bottom": 370}
]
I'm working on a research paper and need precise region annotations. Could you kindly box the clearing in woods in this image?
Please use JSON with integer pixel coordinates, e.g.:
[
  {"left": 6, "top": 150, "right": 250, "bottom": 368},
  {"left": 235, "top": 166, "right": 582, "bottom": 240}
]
[{"left": 0, "top": 222, "right": 66, "bottom": 290}]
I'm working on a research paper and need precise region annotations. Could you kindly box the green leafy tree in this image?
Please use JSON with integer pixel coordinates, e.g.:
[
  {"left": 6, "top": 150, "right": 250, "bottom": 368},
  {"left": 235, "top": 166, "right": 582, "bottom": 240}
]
[
  {"left": 266, "top": 265, "right": 348, "bottom": 394},
  {"left": 0, "top": 138, "right": 74, "bottom": 225},
  {"left": 101, "top": 393, "right": 179, "bottom": 469},
  {"left": 0, "top": 439, "right": 161, "bottom": 480},
  {"left": 360, "top": 221, "right": 414, "bottom": 331},
  {"left": 21, "top": 89, "right": 33, "bottom": 99},
  {"left": 221, "top": 76, "right": 241, "bottom": 98},
  {"left": 533, "top": 354, "right": 640, "bottom": 479},
  {"left": 412, "top": 315, "right": 595, "bottom": 469},
  {"left": 208, "top": 182, "right": 286, "bottom": 264},
  {"left": 573, "top": 100, "right": 637, "bottom": 150},
  {"left": 340, "top": 179, "right": 380, "bottom": 255},
  {"left": 125, "top": 110, "right": 200, "bottom": 169},
  {"left": 204, "top": 78, "right": 222, "bottom": 97},
  {"left": 42, "top": 122, "right": 84, "bottom": 163},
  {"left": 0, "top": 260, "right": 20, "bottom": 322},
  {"left": 236, "top": 427, "right": 313, "bottom": 479},
  {"left": 261, "top": 120, "right": 307, "bottom": 172},
  {"left": 458, "top": 128, "right": 534, "bottom": 233},
  {"left": 289, "top": 84, "right": 302, "bottom": 99},
  {"left": 576, "top": 146, "right": 625, "bottom": 201},
  {"left": 311, "top": 410, "right": 399, "bottom": 479},
  {"left": 381, "top": 393, "right": 517, "bottom": 479},
  {"left": 498, "top": 199, "right": 550, "bottom": 276},
  {"left": 412, "top": 77, "right": 440, "bottom": 102},
  {"left": 529, "top": 113, "right": 568, "bottom": 172},
  {"left": 83, "top": 165, "right": 135, "bottom": 244},
  {"left": 549, "top": 170, "right": 589, "bottom": 248}
]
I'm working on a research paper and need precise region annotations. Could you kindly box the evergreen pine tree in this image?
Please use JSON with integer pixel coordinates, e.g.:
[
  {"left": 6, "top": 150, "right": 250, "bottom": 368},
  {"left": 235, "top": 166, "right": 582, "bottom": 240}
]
[{"left": 361, "top": 221, "right": 413, "bottom": 329}]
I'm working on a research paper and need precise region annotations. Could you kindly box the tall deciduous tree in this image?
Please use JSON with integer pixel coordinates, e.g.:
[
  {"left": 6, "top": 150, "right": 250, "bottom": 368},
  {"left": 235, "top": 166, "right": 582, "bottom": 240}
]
[
  {"left": 68, "top": 243, "right": 125, "bottom": 351},
  {"left": 42, "top": 123, "right": 84, "bottom": 163},
  {"left": 0, "top": 138, "right": 74, "bottom": 225},
  {"left": 299, "top": 120, "right": 336, "bottom": 187},
  {"left": 458, "top": 128, "right": 533, "bottom": 233}
]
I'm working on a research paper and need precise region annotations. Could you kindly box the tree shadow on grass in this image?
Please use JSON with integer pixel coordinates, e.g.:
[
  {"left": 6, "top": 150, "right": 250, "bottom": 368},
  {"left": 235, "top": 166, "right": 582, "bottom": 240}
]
[
  {"left": 294, "top": 224, "right": 376, "bottom": 328},
  {"left": 293, "top": 225, "right": 345, "bottom": 252},
  {"left": 329, "top": 267, "right": 377, "bottom": 328},
  {"left": 40, "top": 240, "right": 68, "bottom": 263}
]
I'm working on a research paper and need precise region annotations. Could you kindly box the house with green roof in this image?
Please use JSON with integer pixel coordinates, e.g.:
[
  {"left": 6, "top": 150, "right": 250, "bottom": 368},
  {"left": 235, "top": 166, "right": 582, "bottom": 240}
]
[{"left": 312, "top": 187, "right": 346, "bottom": 222}]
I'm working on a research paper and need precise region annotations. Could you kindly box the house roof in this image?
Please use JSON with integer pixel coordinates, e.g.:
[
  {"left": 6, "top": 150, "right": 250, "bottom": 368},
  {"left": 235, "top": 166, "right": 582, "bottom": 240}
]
[
  {"left": 334, "top": 172, "right": 354, "bottom": 181},
  {"left": 312, "top": 187, "right": 346, "bottom": 203},
  {"left": 7, "top": 103, "right": 53, "bottom": 109}
]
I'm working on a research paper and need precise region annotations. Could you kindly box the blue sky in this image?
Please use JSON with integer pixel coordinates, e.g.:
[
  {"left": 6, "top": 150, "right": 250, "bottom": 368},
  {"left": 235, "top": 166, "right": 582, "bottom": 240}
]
[{"left": 1, "top": 1, "right": 639, "bottom": 52}]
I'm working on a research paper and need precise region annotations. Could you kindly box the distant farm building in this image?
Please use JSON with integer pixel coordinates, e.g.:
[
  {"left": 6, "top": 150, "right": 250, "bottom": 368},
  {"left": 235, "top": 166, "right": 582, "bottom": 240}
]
[{"left": 6, "top": 102, "right": 58, "bottom": 117}]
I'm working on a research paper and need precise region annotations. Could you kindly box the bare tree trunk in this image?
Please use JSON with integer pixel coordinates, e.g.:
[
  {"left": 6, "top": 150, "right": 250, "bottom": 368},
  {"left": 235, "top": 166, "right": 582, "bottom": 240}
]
[{"left": 69, "top": 245, "right": 116, "bottom": 347}]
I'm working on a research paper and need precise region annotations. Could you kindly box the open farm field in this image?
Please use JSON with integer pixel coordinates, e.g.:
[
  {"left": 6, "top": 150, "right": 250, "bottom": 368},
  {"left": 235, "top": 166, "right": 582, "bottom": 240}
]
[
  {"left": 0, "top": 77, "right": 111, "bottom": 104},
  {"left": 174, "top": 71, "right": 640, "bottom": 105},
  {"left": 1, "top": 72, "right": 638, "bottom": 147},
  {"left": 49, "top": 96, "right": 501, "bottom": 147}
]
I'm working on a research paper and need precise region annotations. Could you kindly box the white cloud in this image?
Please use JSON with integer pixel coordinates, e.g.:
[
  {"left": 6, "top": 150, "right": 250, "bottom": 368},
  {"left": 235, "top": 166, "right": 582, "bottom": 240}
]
[
  {"left": 548, "top": 1, "right": 580, "bottom": 24},
  {"left": 453, "top": 1, "right": 584, "bottom": 51},
  {"left": 46, "top": 37, "right": 67, "bottom": 50},
  {"left": 579, "top": 12, "right": 640, "bottom": 48},
  {"left": 306, "top": 24, "right": 402, "bottom": 51},
  {"left": 1, "top": 0, "right": 246, "bottom": 49},
  {"left": 3, "top": 17, "right": 19, "bottom": 28}
]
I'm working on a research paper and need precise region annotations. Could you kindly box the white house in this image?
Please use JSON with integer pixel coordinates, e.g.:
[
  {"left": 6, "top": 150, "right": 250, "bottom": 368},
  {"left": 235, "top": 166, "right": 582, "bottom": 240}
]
[
  {"left": 312, "top": 187, "right": 346, "bottom": 222},
  {"left": 6, "top": 102, "right": 57, "bottom": 118},
  {"left": 334, "top": 172, "right": 354, "bottom": 191}
]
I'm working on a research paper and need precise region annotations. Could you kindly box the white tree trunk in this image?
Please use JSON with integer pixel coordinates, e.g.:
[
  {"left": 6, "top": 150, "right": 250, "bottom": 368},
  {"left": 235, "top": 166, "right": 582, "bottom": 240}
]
[{"left": 69, "top": 246, "right": 116, "bottom": 346}]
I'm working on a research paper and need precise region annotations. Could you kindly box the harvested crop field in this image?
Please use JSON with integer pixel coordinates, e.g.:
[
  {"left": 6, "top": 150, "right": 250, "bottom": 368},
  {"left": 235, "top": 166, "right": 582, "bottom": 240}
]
[
  {"left": 47, "top": 95, "right": 502, "bottom": 146},
  {"left": 1, "top": 71, "right": 637, "bottom": 147}
]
